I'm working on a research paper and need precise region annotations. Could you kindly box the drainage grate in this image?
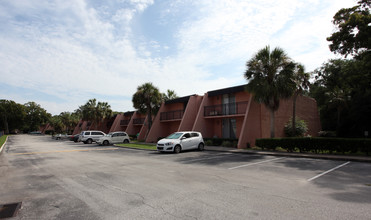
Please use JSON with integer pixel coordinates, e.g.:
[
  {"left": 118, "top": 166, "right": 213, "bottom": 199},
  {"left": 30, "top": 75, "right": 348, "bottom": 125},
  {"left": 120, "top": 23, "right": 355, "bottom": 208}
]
[{"left": 0, "top": 202, "right": 22, "bottom": 219}]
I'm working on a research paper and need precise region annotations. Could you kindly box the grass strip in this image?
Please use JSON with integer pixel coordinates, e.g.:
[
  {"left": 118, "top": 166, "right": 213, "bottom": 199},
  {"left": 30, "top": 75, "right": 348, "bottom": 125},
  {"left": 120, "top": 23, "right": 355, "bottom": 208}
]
[
  {"left": 0, "top": 135, "right": 8, "bottom": 146},
  {"left": 116, "top": 143, "right": 157, "bottom": 151}
]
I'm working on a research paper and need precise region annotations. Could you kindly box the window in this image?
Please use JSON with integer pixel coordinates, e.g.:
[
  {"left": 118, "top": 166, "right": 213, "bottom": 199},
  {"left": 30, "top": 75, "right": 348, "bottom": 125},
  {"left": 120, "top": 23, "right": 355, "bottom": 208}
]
[
  {"left": 92, "top": 132, "right": 103, "bottom": 135},
  {"left": 183, "top": 133, "right": 191, "bottom": 138},
  {"left": 191, "top": 133, "right": 199, "bottom": 137}
]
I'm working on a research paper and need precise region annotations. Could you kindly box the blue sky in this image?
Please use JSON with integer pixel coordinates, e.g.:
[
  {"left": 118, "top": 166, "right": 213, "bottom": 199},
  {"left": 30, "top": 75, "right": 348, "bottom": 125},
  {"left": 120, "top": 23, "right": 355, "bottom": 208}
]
[{"left": 0, "top": 0, "right": 355, "bottom": 115}]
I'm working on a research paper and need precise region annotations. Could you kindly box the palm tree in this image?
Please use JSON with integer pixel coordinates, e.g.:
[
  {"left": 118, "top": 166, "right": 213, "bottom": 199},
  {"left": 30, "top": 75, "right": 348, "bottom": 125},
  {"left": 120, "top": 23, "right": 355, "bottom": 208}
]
[
  {"left": 162, "top": 89, "right": 178, "bottom": 101},
  {"left": 244, "top": 45, "right": 296, "bottom": 138},
  {"left": 79, "top": 99, "right": 113, "bottom": 130},
  {"left": 96, "top": 101, "right": 113, "bottom": 128},
  {"left": 132, "top": 82, "right": 162, "bottom": 136},
  {"left": 291, "top": 64, "right": 311, "bottom": 135}
]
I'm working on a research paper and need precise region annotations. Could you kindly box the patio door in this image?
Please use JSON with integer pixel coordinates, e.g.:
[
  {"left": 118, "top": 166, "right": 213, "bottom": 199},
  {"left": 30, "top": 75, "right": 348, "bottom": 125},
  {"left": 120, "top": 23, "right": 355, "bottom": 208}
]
[
  {"left": 222, "top": 94, "right": 236, "bottom": 115},
  {"left": 222, "top": 118, "right": 237, "bottom": 139}
]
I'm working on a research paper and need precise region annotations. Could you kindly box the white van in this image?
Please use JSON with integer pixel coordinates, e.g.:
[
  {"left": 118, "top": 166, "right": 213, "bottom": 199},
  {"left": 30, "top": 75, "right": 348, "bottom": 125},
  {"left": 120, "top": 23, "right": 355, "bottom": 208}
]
[
  {"left": 96, "top": 131, "right": 130, "bottom": 145},
  {"left": 78, "top": 130, "right": 106, "bottom": 144}
]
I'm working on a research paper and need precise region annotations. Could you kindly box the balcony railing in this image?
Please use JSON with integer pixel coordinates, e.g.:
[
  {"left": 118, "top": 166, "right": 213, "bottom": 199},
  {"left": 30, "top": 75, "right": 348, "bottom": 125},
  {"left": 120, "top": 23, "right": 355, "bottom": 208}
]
[
  {"left": 160, "top": 110, "right": 184, "bottom": 121},
  {"left": 204, "top": 101, "right": 248, "bottom": 117},
  {"left": 120, "top": 120, "right": 130, "bottom": 126},
  {"left": 133, "top": 118, "right": 145, "bottom": 125}
]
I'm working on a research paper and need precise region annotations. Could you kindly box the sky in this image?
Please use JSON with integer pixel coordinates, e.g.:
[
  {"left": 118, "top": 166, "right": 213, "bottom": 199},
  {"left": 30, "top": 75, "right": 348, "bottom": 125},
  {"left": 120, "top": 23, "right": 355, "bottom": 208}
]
[{"left": 0, "top": 0, "right": 356, "bottom": 115}]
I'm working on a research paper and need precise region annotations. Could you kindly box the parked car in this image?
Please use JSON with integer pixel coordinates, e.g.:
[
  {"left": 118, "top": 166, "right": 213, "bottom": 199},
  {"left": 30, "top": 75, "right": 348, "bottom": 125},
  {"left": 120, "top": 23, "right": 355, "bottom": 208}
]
[
  {"left": 78, "top": 131, "right": 106, "bottom": 144},
  {"left": 157, "top": 131, "right": 204, "bottom": 153},
  {"left": 68, "top": 134, "right": 80, "bottom": 142},
  {"left": 53, "top": 134, "right": 69, "bottom": 140},
  {"left": 96, "top": 131, "right": 130, "bottom": 146}
]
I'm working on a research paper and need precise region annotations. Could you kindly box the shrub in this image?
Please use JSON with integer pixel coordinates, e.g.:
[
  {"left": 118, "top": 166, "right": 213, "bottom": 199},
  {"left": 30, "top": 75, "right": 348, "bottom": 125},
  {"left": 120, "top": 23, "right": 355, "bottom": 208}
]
[
  {"left": 318, "top": 131, "right": 337, "bottom": 137},
  {"left": 284, "top": 118, "right": 308, "bottom": 137},
  {"left": 205, "top": 140, "right": 213, "bottom": 146},
  {"left": 221, "top": 141, "right": 233, "bottom": 147},
  {"left": 203, "top": 138, "right": 238, "bottom": 146},
  {"left": 255, "top": 137, "right": 371, "bottom": 155}
]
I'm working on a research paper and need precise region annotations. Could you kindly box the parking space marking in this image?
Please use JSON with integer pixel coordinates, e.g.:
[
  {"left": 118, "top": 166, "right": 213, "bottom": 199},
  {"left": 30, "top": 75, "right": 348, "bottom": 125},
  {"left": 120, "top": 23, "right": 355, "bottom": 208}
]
[
  {"left": 307, "top": 161, "right": 351, "bottom": 182},
  {"left": 9, "top": 147, "right": 118, "bottom": 155},
  {"left": 228, "top": 157, "right": 286, "bottom": 170},
  {"left": 184, "top": 154, "right": 235, "bottom": 163}
]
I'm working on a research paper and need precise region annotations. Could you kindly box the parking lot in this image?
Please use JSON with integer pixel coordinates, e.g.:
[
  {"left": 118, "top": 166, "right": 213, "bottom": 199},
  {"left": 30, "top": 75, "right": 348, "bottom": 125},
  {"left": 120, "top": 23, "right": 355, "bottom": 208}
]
[{"left": 1, "top": 135, "right": 371, "bottom": 219}]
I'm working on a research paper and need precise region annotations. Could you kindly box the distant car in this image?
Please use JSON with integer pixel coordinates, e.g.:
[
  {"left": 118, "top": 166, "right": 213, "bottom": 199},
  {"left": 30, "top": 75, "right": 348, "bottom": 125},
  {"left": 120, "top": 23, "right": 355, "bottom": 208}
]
[
  {"left": 29, "top": 131, "right": 42, "bottom": 135},
  {"left": 96, "top": 131, "right": 130, "bottom": 146},
  {"left": 78, "top": 131, "right": 106, "bottom": 144},
  {"left": 53, "top": 134, "right": 69, "bottom": 140},
  {"left": 157, "top": 131, "right": 204, "bottom": 153}
]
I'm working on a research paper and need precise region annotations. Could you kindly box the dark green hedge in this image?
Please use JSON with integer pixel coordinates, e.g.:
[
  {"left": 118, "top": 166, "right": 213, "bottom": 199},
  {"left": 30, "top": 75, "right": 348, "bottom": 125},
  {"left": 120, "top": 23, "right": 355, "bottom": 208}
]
[
  {"left": 255, "top": 137, "right": 371, "bottom": 155},
  {"left": 203, "top": 138, "right": 238, "bottom": 146}
]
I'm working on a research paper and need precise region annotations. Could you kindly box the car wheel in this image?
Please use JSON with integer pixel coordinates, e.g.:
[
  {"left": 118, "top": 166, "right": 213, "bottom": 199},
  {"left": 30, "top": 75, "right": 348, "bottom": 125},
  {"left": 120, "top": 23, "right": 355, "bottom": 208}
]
[
  {"left": 174, "top": 145, "right": 181, "bottom": 154},
  {"left": 87, "top": 139, "right": 92, "bottom": 144},
  {"left": 103, "top": 140, "right": 109, "bottom": 146},
  {"left": 123, "top": 139, "right": 129, "bottom": 143},
  {"left": 56, "top": 137, "right": 60, "bottom": 140},
  {"left": 198, "top": 143, "right": 204, "bottom": 151}
]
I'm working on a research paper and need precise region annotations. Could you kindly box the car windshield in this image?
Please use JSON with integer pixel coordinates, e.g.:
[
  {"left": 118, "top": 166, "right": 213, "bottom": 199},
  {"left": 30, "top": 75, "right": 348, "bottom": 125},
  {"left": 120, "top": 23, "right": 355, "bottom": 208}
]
[{"left": 165, "top": 132, "right": 183, "bottom": 139}]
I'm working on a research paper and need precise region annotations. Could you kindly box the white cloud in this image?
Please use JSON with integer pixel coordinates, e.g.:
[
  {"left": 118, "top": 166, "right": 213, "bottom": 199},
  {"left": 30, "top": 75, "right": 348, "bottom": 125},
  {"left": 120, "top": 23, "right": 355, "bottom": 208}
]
[{"left": 0, "top": 0, "right": 357, "bottom": 115}]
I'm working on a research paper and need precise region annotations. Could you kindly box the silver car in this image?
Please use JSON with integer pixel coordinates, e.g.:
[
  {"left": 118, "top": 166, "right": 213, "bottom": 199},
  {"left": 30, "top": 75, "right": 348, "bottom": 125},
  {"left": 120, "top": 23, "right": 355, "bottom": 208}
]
[
  {"left": 97, "top": 131, "right": 130, "bottom": 146},
  {"left": 79, "top": 130, "right": 106, "bottom": 144},
  {"left": 157, "top": 131, "right": 204, "bottom": 153}
]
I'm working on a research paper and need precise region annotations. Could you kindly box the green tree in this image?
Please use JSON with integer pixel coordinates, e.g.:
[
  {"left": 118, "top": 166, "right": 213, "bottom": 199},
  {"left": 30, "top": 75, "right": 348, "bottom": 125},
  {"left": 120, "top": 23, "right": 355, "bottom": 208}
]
[
  {"left": 0, "top": 100, "right": 26, "bottom": 134},
  {"left": 162, "top": 89, "right": 178, "bottom": 101},
  {"left": 327, "top": 0, "right": 370, "bottom": 57},
  {"left": 49, "top": 115, "right": 64, "bottom": 134},
  {"left": 79, "top": 99, "right": 113, "bottom": 130},
  {"left": 132, "top": 82, "right": 162, "bottom": 135},
  {"left": 244, "top": 45, "right": 296, "bottom": 138},
  {"left": 24, "top": 102, "right": 51, "bottom": 132},
  {"left": 291, "top": 64, "right": 311, "bottom": 136},
  {"left": 59, "top": 112, "right": 80, "bottom": 133},
  {"left": 311, "top": 58, "right": 371, "bottom": 137}
]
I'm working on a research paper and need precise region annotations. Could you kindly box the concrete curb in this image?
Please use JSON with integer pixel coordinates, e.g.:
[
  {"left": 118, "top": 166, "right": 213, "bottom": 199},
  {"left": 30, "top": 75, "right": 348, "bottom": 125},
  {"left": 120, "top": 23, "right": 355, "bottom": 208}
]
[
  {"left": 205, "top": 146, "right": 371, "bottom": 163},
  {"left": 0, "top": 135, "right": 8, "bottom": 154}
]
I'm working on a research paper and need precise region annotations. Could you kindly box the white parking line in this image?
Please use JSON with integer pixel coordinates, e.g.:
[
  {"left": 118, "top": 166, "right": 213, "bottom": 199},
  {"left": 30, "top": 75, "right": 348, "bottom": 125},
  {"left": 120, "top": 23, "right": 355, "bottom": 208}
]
[
  {"left": 307, "top": 161, "right": 350, "bottom": 182},
  {"left": 228, "top": 157, "right": 286, "bottom": 170}
]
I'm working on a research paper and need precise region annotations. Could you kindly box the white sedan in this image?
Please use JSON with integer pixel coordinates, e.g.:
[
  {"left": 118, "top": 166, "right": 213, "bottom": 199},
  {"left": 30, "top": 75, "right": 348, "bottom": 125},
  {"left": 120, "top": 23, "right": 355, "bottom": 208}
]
[
  {"left": 157, "top": 131, "right": 205, "bottom": 153},
  {"left": 97, "top": 131, "right": 130, "bottom": 145}
]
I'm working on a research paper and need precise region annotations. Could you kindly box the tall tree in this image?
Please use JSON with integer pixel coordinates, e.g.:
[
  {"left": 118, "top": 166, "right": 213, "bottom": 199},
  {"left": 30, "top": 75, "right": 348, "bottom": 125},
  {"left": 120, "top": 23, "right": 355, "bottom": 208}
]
[
  {"left": 132, "top": 82, "right": 162, "bottom": 135},
  {"left": 327, "top": 0, "right": 370, "bottom": 57},
  {"left": 24, "top": 102, "right": 51, "bottom": 132},
  {"left": 0, "top": 100, "right": 26, "bottom": 134},
  {"left": 49, "top": 115, "right": 64, "bottom": 134},
  {"left": 59, "top": 112, "right": 80, "bottom": 133},
  {"left": 162, "top": 89, "right": 178, "bottom": 101},
  {"left": 244, "top": 46, "right": 296, "bottom": 138},
  {"left": 311, "top": 58, "right": 370, "bottom": 136},
  {"left": 291, "top": 64, "right": 311, "bottom": 136},
  {"left": 79, "top": 99, "right": 112, "bottom": 130}
]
